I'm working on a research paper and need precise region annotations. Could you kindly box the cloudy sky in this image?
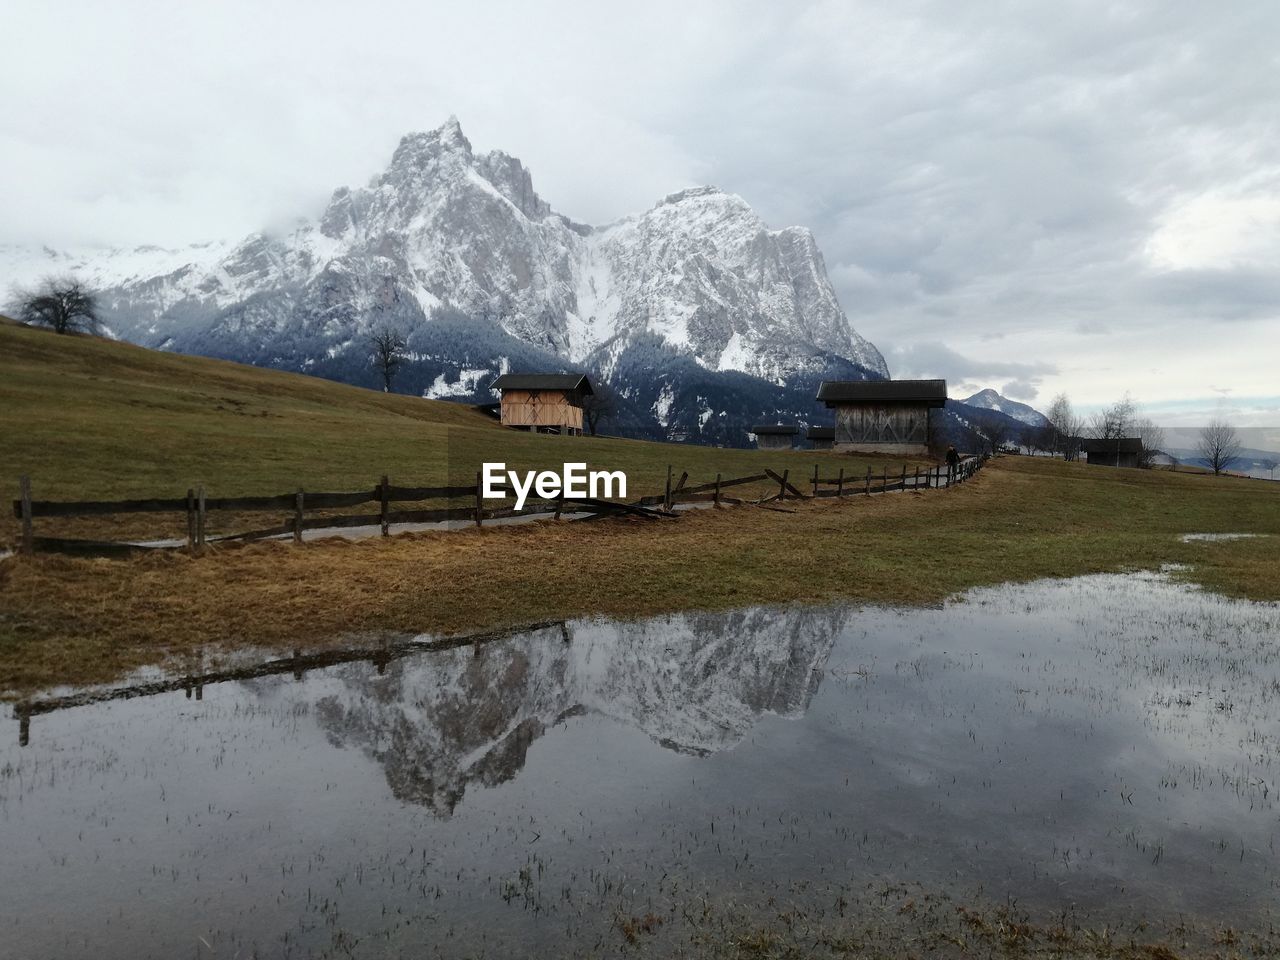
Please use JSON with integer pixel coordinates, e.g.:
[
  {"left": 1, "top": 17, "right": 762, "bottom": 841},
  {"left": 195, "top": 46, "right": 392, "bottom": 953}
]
[{"left": 3, "top": 0, "right": 1277, "bottom": 425}]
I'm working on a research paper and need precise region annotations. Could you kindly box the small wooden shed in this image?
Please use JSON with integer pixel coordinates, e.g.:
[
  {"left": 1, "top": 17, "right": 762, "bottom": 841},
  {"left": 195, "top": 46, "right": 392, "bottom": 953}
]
[
  {"left": 751, "top": 424, "right": 800, "bottom": 450},
  {"left": 816, "top": 379, "right": 947, "bottom": 456},
  {"left": 1081, "top": 437, "right": 1142, "bottom": 468},
  {"left": 807, "top": 426, "right": 835, "bottom": 450},
  {"left": 490, "top": 373, "right": 593, "bottom": 435}
]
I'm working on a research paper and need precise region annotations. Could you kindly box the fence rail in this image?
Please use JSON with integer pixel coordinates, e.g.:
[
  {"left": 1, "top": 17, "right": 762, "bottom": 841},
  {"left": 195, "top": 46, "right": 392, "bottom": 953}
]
[{"left": 10, "top": 456, "right": 983, "bottom": 558}]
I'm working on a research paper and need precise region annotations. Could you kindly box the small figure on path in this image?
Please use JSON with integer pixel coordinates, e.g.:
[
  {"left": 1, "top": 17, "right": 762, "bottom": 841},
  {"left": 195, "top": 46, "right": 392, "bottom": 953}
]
[{"left": 945, "top": 444, "right": 960, "bottom": 483}]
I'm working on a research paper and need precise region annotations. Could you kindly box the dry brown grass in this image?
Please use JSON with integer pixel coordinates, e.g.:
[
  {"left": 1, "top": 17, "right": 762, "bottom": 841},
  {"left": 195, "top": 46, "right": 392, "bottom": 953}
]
[{"left": 3, "top": 456, "right": 1278, "bottom": 697}]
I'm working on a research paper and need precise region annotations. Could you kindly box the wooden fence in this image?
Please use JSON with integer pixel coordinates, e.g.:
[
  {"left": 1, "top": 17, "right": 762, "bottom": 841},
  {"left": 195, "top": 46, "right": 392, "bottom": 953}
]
[{"left": 10, "top": 456, "right": 983, "bottom": 558}]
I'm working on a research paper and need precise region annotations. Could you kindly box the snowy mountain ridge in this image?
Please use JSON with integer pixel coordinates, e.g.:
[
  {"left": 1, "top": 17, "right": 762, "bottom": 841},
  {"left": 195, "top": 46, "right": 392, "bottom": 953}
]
[{"left": 2, "top": 119, "right": 886, "bottom": 439}]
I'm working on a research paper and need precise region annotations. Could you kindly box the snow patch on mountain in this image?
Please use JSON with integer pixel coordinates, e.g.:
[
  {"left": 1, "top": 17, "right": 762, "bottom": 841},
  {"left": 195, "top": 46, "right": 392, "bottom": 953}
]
[{"left": 425, "top": 368, "right": 491, "bottom": 399}]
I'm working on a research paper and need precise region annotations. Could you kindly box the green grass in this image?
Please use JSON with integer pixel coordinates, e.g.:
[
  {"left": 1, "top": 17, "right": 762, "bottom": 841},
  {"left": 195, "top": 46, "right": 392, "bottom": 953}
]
[{"left": 0, "top": 319, "right": 923, "bottom": 542}]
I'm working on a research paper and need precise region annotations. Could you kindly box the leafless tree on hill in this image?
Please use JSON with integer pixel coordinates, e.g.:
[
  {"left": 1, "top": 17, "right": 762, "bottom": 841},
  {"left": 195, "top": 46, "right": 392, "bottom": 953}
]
[
  {"left": 1260, "top": 458, "right": 1278, "bottom": 481},
  {"left": 1133, "top": 417, "right": 1165, "bottom": 469},
  {"left": 580, "top": 381, "right": 619, "bottom": 436},
  {"left": 370, "top": 328, "right": 407, "bottom": 392},
  {"left": 981, "top": 417, "right": 1012, "bottom": 456},
  {"left": 14, "top": 275, "right": 101, "bottom": 335},
  {"left": 1045, "top": 392, "right": 1084, "bottom": 460},
  {"left": 1089, "top": 393, "right": 1136, "bottom": 441},
  {"left": 1197, "top": 419, "right": 1243, "bottom": 475}
]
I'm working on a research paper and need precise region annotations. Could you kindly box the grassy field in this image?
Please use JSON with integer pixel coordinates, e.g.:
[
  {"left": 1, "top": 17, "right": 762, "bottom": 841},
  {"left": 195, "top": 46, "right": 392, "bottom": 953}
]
[
  {"left": 2, "top": 450, "right": 1277, "bottom": 695},
  {"left": 0, "top": 319, "right": 925, "bottom": 542},
  {"left": 3, "top": 318, "right": 1278, "bottom": 695}
]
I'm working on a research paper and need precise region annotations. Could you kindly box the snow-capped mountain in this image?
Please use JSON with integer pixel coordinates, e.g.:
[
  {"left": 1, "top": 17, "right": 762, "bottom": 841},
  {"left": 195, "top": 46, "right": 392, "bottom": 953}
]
[
  {"left": 3, "top": 118, "right": 886, "bottom": 442},
  {"left": 961, "top": 389, "right": 1050, "bottom": 428}
]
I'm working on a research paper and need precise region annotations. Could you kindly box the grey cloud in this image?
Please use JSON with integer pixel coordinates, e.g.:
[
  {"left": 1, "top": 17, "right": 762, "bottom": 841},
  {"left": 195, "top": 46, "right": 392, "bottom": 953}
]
[
  {"left": 1001, "top": 380, "right": 1041, "bottom": 402},
  {"left": 1, "top": 0, "right": 1277, "bottom": 408},
  {"left": 887, "top": 342, "right": 1057, "bottom": 399}
]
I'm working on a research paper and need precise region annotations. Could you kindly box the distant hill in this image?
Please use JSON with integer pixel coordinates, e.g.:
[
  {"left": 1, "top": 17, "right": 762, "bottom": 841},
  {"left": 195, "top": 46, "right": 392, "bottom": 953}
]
[{"left": 961, "top": 389, "right": 1050, "bottom": 428}]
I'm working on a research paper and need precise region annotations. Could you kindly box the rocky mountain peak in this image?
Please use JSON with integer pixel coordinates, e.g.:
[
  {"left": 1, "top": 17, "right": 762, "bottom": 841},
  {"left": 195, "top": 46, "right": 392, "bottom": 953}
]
[{"left": 7, "top": 118, "right": 890, "bottom": 443}]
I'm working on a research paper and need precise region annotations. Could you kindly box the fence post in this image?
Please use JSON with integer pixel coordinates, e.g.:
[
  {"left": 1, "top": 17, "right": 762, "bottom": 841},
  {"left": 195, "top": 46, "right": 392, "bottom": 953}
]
[
  {"left": 864, "top": 466, "right": 871, "bottom": 496},
  {"left": 812, "top": 464, "right": 819, "bottom": 498},
  {"left": 380, "top": 475, "right": 390, "bottom": 537},
  {"left": 196, "top": 485, "right": 206, "bottom": 548},
  {"left": 778, "top": 469, "right": 789, "bottom": 501},
  {"left": 836, "top": 467, "right": 844, "bottom": 497},
  {"left": 882, "top": 466, "right": 887, "bottom": 493},
  {"left": 475, "top": 471, "right": 483, "bottom": 527},
  {"left": 294, "top": 489, "right": 304, "bottom": 545},
  {"left": 18, "top": 476, "right": 33, "bottom": 555},
  {"left": 714, "top": 473, "right": 722, "bottom": 507},
  {"left": 554, "top": 490, "right": 565, "bottom": 520},
  {"left": 186, "top": 488, "right": 196, "bottom": 550},
  {"left": 664, "top": 465, "right": 673, "bottom": 512},
  {"left": 901, "top": 464, "right": 906, "bottom": 490},
  {"left": 914, "top": 467, "right": 920, "bottom": 490}
]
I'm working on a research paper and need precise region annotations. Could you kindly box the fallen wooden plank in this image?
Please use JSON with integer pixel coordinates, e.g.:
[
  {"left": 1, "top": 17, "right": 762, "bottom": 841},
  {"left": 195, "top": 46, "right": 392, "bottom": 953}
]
[
  {"left": 672, "top": 473, "right": 770, "bottom": 497},
  {"left": 764, "top": 469, "right": 809, "bottom": 499}
]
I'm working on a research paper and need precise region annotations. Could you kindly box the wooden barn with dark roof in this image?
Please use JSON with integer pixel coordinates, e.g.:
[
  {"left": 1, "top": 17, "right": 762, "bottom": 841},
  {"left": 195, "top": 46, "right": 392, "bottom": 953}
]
[
  {"left": 1080, "top": 437, "right": 1143, "bottom": 469},
  {"left": 806, "top": 426, "right": 835, "bottom": 450},
  {"left": 490, "top": 373, "right": 593, "bottom": 435},
  {"left": 751, "top": 424, "right": 799, "bottom": 451},
  {"left": 815, "top": 379, "right": 947, "bottom": 456}
]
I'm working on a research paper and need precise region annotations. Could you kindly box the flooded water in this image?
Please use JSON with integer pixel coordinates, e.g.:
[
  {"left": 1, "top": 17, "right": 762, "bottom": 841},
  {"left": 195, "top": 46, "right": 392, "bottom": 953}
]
[{"left": 2, "top": 572, "right": 1279, "bottom": 958}]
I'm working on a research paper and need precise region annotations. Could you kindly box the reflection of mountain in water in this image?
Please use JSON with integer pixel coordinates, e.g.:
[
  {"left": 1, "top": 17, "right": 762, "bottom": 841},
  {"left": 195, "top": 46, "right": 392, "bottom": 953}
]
[{"left": 312, "top": 607, "right": 847, "bottom": 815}]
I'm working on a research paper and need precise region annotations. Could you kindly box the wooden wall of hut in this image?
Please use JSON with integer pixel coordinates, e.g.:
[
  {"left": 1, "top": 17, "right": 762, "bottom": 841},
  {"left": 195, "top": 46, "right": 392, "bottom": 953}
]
[
  {"left": 834, "top": 403, "right": 929, "bottom": 445},
  {"left": 499, "top": 390, "right": 585, "bottom": 431}
]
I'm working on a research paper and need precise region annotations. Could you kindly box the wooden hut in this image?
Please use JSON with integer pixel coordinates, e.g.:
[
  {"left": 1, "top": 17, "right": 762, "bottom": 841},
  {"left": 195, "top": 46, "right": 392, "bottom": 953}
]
[
  {"left": 815, "top": 379, "right": 947, "bottom": 456},
  {"left": 751, "top": 424, "right": 799, "bottom": 450},
  {"left": 807, "top": 426, "right": 835, "bottom": 450},
  {"left": 1080, "top": 437, "right": 1142, "bottom": 468},
  {"left": 490, "top": 373, "right": 593, "bottom": 435}
]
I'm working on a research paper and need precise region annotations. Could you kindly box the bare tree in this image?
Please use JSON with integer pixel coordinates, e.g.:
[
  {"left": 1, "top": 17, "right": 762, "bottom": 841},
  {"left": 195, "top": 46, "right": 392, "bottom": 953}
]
[
  {"left": 1046, "top": 393, "right": 1085, "bottom": 460},
  {"left": 1133, "top": 417, "right": 1165, "bottom": 469},
  {"left": 580, "top": 381, "right": 618, "bottom": 436},
  {"left": 981, "top": 417, "right": 1012, "bottom": 457},
  {"left": 369, "top": 328, "right": 407, "bottom": 393},
  {"left": 1089, "top": 393, "right": 1136, "bottom": 441},
  {"left": 1259, "top": 458, "right": 1278, "bottom": 481},
  {"left": 1197, "top": 419, "right": 1243, "bottom": 475},
  {"left": 15, "top": 275, "right": 101, "bottom": 335}
]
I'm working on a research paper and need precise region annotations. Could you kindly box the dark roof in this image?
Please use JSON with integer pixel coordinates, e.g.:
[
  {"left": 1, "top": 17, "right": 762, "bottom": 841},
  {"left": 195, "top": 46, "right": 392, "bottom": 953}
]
[
  {"left": 490, "top": 373, "right": 593, "bottom": 395},
  {"left": 806, "top": 426, "right": 835, "bottom": 440},
  {"left": 816, "top": 379, "right": 947, "bottom": 405},
  {"left": 1080, "top": 437, "right": 1144, "bottom": 454},
  {"left": 751, "top": 424, "right": 800, "bottom": 435}
]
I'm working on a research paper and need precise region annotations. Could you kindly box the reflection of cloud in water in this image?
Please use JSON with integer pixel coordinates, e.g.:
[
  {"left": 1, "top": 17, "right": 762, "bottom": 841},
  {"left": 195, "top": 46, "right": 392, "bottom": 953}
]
[{"left": 312, "top": 606, "right": 847, "bottom": 815}]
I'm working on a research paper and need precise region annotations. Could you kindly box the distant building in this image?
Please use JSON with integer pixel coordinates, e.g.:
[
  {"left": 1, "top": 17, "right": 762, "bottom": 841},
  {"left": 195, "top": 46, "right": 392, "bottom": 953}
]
[
  {"left": 490, "top": 373, "right": 593, "bottom": 435},
  {"left": 751, "top": 424, "right": 799, "bottom": 450},
  {"left": 815, "top": 379, "right": 947, "bottom": 456},
  {"left": 806, "top": 426, "right": 835, "bottom": 450},
  {"left": 1080, "top": 437, "right": 1143, "bottom": 468}
]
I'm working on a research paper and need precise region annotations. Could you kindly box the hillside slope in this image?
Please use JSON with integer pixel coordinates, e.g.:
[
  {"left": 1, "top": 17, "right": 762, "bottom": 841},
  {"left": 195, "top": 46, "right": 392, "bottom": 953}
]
[{"left": 0, "top": 321, "right": 916, "bottom": 536}]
